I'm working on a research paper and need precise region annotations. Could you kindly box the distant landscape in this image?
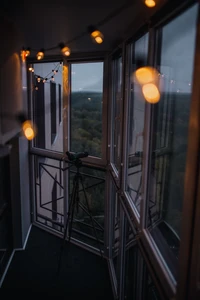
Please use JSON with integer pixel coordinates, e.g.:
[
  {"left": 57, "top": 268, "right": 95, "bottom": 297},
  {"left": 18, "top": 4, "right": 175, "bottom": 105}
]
[{"left": 70, "top": 91, "right": 103, "bottom": 157}]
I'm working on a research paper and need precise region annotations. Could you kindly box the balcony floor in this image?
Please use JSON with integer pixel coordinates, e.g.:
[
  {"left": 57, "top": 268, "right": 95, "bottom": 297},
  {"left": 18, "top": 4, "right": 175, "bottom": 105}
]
[{"left": 1, "top": 225, "right": 113, "bottom": 298}]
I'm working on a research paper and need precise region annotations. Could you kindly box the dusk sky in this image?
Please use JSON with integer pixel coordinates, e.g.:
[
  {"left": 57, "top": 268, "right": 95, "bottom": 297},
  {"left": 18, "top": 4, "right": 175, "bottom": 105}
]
[{"left": 71, "top": 62, "right": 104, "bottom": 92}]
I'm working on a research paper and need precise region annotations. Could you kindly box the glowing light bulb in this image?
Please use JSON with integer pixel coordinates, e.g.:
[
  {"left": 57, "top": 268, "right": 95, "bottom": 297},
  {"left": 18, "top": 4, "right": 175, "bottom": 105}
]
[
  {"left": 25, "top": 49, "right": 30, "bottom": 57},
  {"left": 36, "top": 50, "right": 44, "bottom": 60},
  {"left": 142, "top": 83, "right": 160, "bottom": 104},
  {"left": 61, "top": 46, "right": 71, "bottom": 56},
  {"left": 134, "top": 67, "right": 157, "bottom": 85},
  {"left": 145, "top": 0, "right": 156, "bottom": 7},
  {"left": 29, "top": 67, "right": 33, "bottom": 71},
  {"left": 91, "top": 30, "right": 104, "bottom": 44},
  {"left": 22, "top": 120, "right": 36, "bottom": 140}
]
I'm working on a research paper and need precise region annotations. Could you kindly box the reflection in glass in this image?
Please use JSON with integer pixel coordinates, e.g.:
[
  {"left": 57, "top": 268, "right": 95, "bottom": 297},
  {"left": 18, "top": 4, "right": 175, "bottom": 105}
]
[
  {"left": 69, "top": 165, "right": 105, "bottom": 250},
  {"left": 113, "top": 193, "right": 121, "bottom": 283},
  {"left": 70, "top": 62, "right": 104, "bottom": 157},
  {"left": 35, "top": 157, "right": 64, "bottom": 232},
  {"left": 32, "top": 62, "right": 63, "bottom": 152},
  {"left": 149, "top": 4, "right": 198, "bottom": 279},
  {"left": 112, "top": 55, "right": 122, "bottom": 171},
  {"left": 127, "top": 33, "right": 149, "bottom": 214}
]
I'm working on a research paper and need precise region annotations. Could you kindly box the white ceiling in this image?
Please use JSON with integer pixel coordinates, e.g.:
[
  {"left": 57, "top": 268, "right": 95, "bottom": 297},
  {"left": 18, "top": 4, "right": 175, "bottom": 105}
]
[{"left": 1, "top": 0, "right": 167, "bottom": 56}]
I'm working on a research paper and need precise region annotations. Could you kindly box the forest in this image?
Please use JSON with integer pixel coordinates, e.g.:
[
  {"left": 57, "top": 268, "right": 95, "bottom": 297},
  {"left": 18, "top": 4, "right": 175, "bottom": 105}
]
[
  {"left": 70, "top": 91, "right": 105, "bottom": 246},
  {"left": 70, "top": 91, "right": 103, "bottom": 157}
]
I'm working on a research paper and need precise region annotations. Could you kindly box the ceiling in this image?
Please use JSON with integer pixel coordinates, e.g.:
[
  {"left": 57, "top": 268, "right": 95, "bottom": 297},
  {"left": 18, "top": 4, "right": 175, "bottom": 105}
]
[{"left": 1, "top": 0, "right": 167, "bottom": 56}]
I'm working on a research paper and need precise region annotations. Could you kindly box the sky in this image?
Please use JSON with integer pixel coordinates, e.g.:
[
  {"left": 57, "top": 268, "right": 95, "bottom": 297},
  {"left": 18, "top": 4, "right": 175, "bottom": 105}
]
[{"left": 71, "top": 62, "right": 104, "bottom": 92}]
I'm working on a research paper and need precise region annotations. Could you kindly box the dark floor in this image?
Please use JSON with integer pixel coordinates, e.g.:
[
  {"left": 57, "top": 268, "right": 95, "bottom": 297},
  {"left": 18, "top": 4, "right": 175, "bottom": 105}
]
[{"left": 1, "top": 225, "right": 114, "bottom": 298}]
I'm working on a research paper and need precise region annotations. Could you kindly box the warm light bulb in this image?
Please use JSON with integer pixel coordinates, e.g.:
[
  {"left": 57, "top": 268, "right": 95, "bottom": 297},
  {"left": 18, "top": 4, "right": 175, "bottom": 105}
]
[
  {"left": 22, "top": 120, "right": 36, "bottom": 140},
  {"left": 134, "top": 67, "right": 157, "bottom": 85},
  {"left": 21, "top": 50, "right": 26, "bottom": 62},
  {"left": 29, "top": 67, "right": 33, "bottom": 71},
  {"left": 36, "top": 51, "right": 44, "bottom": 60},
  {"left": 61, "top": 46, "right": 71, "bottom": 56},
  {"left": 95, "top": 36, "right": 103, "bottom": 44},
  {"left": 25, "top": 49, "right": 30, "bottom": 57},
  {"left": 142, "top": 83, "right": 160, "bottom": 104},
  {"left": 91, "top": 30, "right": 104, "bottom": 44},
  {"left": 145, "top": 0, "right": 156, "bottom": 7}
]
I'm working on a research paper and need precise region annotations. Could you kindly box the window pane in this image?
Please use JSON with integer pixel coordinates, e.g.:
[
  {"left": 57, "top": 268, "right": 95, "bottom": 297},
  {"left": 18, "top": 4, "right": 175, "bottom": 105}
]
[
  {"left": 124, "top": 218, "right": 137, "bottom": 300},
  {"left": 111, "top": 56, "right": 122, "bottom": 171},
  {"left": 34, "top": 156, "right": 64, "bottom": 232},
  {"left": 32, "top": 62, "right": 63, "bottom": 152},
  {"left": 123, "top": 220, "right": 162, "bottom": 300},
  {"left": 70, "top": 62, "right": 104, "bottom": 157},
  {"left": 149, "top": 4, "right": 198, "bottom": 279},
  {"left": 69, "top": 165, "right": 105, "bottom": 252},
  {"left": 127, "top": 34, "right": 149, "bottom": 214}
]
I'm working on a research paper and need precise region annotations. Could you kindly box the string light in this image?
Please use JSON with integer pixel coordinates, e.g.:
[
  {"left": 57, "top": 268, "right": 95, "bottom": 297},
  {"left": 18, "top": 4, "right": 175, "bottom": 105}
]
[
  {"left": 22, "top": 2, "right": 139, "bottom": 62},
  {"left": 36, "top": 49, "right": 45, "bottom": 60},
  {"left": 16, "top": 112, "right": 37, "bottom": 141},
  {"left": 22, "top": 120, "right": 36, "bottom": 140},
  {"left": 88, "top": 25, "right": 104, "bottom": 44},
  {"left": 134, "top": 66, "right": 158, "bottom": 85},
  {"left": 159, "top": 72, "right": 193, "bottom": 93},
  {"left": 29, "top": 62, "right": 62, "bottom": 90},
  {"left": 142, "top": 83, "right": 160, "bottom": 103},
  {"left": 59, "top": 43, "right": 71, "bottom": 56},
  {"left": 145, "top": 0, "right": 156, "bottom": 8}
]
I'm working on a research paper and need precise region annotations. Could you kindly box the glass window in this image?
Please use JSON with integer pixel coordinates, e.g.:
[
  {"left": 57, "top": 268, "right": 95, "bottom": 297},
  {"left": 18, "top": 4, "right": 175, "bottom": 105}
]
[
  {"left": 126, "top": 33, "right": 149, "bottom": 214},
  {"left": 70, "top": 62, "right": 104, "bottom": 158},
  {"left": 123, "top": 219, "right": 162, "bottom": 300},
  {"left": 124, "top": 217, "right": 137, "bottom": 300},
  {"left": 32, "top": 61, "right": 63, "bottom": 152},
  {"left": 111, "top": 55, "right": 123, "bottom": 171},
  {"left": 69, "top": 165, "right": 105, "bottom": 251},
  {"left": 34, "top": 156, "right": 64, "bottom": 232},
  {"left": 148, "top": 4, "right": 198, "bottom": 279}
]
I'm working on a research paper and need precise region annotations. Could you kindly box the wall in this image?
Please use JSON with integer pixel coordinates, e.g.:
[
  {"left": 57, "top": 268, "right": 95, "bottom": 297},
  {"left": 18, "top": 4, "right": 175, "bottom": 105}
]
[{"left": 0, "top": 14, "right": 31, "bottom": 248}]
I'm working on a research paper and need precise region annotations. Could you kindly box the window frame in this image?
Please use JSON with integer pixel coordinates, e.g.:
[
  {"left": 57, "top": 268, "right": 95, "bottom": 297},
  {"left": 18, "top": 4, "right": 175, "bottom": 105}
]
[
  {"left": 139, "top": 2, "right": 200, "bottom": 299},
  {"left": 65, "top": 56, "right": 108, "bottom": 168},
  {"left": 122, "top": 27, "right": 150, "bottom": 228}
]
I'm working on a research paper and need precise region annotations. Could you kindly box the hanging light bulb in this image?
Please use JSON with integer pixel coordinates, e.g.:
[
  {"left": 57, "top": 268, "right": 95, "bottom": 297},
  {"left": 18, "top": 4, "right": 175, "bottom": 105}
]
[
  {"left": 36, "top": 49, "right": 44, "bottom": 60},
  {"left": 25, "top": 48, "right": 31, "bottom": 57},
  {"left": 142, "top": 83, "right": 160, "bottom": 104},
  {"left": 59, "top": 43, "right": 71, "bottom": 56},
  {"left": 145, "top": 0, "right": 156, "bottom": 8},
  {"left": 88, "top": 25, "right": 104, "bottom": 44},
  {"left": 16, "top": 112, "right": 37, "bottom": 140},
  {"left": 22, "top": 120, "right": 36, "bottom": 140},
  {"left": 134, "top": 66, "right": 158, "bottom": 86},
  {"left": 37, "top": 76, "right": 41, "bottom": 83}
]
